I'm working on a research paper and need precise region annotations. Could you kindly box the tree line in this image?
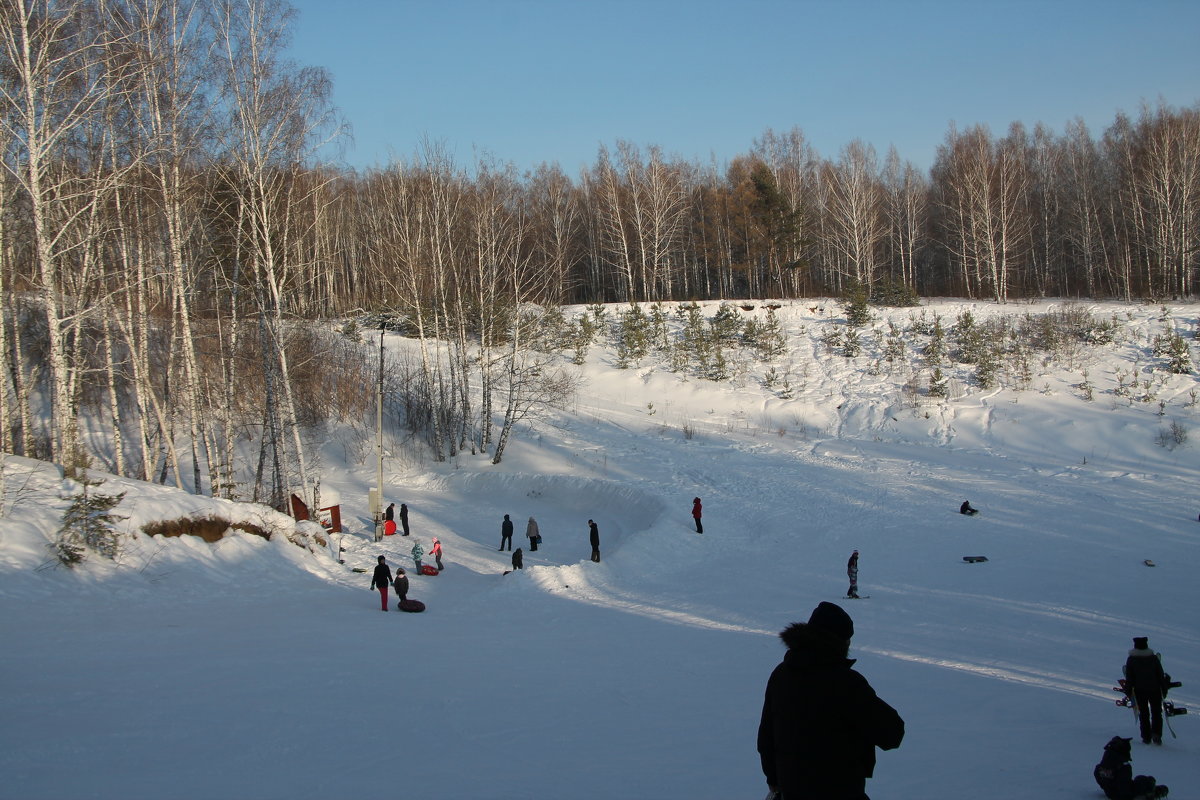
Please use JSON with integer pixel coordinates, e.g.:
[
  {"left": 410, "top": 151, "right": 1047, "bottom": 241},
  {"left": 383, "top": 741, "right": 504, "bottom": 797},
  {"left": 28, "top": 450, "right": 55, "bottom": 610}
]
[{"left": 2, "top": 0, "right": 1199, "bottom": 507}]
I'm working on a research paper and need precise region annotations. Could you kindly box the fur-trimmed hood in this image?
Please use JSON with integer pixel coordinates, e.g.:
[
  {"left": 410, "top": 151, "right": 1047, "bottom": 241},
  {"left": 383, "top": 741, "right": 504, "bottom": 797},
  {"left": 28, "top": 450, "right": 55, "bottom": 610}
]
[{"left": 778, "top": 621, "right": 854, "bottom": 667}]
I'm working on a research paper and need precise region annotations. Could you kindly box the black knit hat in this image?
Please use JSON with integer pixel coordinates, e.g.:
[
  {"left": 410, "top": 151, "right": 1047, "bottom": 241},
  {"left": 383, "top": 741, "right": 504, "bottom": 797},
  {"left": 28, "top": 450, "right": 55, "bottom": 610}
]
[
  {"left": 808, "top": 601, "right": 854, "bottom": 641},
  {"left": 1132, "top": 636, "right": 1149, "bottom": 649}
]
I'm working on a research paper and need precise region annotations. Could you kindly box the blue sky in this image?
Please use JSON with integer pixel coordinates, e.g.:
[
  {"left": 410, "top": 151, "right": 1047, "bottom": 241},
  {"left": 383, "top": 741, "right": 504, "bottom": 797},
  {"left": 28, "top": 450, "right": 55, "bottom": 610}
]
[{"left": 287, "top": 0, "right": 1200, "bottom": 174}]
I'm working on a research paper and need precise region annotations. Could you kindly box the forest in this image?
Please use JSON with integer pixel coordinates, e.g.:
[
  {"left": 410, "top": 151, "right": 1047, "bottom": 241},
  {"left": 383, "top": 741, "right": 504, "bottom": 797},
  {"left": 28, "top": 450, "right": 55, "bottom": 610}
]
[{"left": 2, "top": 0, "right": 1199, "bottom": 511}]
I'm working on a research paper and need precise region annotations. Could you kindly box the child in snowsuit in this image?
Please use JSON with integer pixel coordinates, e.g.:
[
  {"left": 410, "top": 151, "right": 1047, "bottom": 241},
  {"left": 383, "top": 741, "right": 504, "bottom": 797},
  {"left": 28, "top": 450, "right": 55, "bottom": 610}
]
[
  {"left": 411, "top": 541, "right": 425, "bottom": 574},
  {"left": 392, "top": 568, "right": 409, "bottom": 604},
  {"left": 1094, "top": 735, "right": 1169, "bottom": 799},
  {"left": 430, "top": 537, "right": 444, "bottom": 571},
  {"left": 370, "top": 556, "right": 392, "bottom": 611},
  {"left": 847, "top": 550, "right": 860, "bottom": 598},
  {"left": 511, "top": 548, "right": 523, "bottom": 570}
]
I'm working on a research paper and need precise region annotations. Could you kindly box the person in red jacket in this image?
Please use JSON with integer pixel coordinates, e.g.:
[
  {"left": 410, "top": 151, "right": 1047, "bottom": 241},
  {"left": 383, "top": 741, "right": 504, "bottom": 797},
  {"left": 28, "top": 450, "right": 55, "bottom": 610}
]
[
  {"left": 692, "top": 497, "right": 703, "bottom": 533},
  {"left": 430, "top": 536, "right": 444, "bottom": 571}
]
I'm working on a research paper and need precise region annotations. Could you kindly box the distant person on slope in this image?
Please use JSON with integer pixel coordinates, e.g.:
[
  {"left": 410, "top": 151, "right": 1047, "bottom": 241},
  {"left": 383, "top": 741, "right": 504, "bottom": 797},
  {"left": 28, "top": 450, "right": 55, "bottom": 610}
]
[
  {"left": 500, "top": 514, "right": 514, "bottom": 551},
  {"left": 847, "top": 550, "right": 860, "bottom": 599},
  {"left": 430, "top": 537, "right": 444, "bottom": 571},
  {"left": 959, "top": 500, "right": 979, "bottom": 516},
  {"left": 758, "top": 601, "right": 904, "bottom": 800},
  {"left": 526, "top": 517, "right": 540, "bottom": 551},
  {"left": 399, "top": 502, "right": 410, "bottom": 536},
  {"left": 370, "top": 556, "right": 392, "bottom": 612},
  {"left": 1124, "top": 637, "right": 1169, "bottom": 745},
  {"left": 511, "top": 548, "right": 523, "bottom": 570},
  {"left": 588, "top": 519, "right": 600, "bottom": 562},
  {"left": 692, "top": 497, "right": 703, "bottom": 533}
]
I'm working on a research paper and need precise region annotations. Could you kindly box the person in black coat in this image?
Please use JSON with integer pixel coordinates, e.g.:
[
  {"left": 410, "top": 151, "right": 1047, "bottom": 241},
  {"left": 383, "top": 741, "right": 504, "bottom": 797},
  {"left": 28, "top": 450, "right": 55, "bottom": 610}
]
[
  {"left": 370, "top": 556, "right": 392, "bottom": 612},
  {"left": 511, "top": 548, "right": 523, "bottom": 570},
  {"left": 1094, "top": 735, "right": 1168, "bottom": 799},
  {"left": 1124, "top": 637, "right": 1168, "bottom": 745},
  {"left": 399, "top": 503, "right": 410, "bottom": 536},
  {"left": 392, "top": 568, "right": 409, "bottom": 605},
  {"left": 758, "top": 601, "right": 904, "bottom": 800},
  {"left": 588, "top": 519, "right": 600, "bottom": 563},
  {"left": 959, "top": 500, "right": 978, "bottom": 516},
  {"left": 500, "top": 514, "right": 514, "bottom": 551},
  {"left": 385, "top": 502, "right": 395, "bottom": 522}
]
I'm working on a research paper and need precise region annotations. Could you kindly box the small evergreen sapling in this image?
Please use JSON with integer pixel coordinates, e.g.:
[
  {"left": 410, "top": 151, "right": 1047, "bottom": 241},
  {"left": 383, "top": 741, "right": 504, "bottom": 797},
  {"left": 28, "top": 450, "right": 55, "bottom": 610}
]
[{"left": 52, "top": 473, "right": 127, "bottom": 567}]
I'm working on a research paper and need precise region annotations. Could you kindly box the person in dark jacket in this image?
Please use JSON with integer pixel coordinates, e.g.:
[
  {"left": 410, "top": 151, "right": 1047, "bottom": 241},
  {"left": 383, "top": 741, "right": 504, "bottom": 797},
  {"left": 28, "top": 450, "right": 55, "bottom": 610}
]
[
  {"left": 588, "top": 519, "right": 600, "bottom": 562},
  {"left": 500, "top": 514, "right": 514, "bottom": 551},
  {"left": 846, "top": 551, "right": 860, "bottom": 599},
  {"left": 370, "top": 556, "right": 392, "bottom": 612},
  {"left": 511, "top": 548, "right": 523, "bottom": 570},
  {"left": 1094, "top": 735, "right": 1169, "bottom": 799},
  {"left": 1124, "top": 637, "right": 1168, "bottom": 745},
  {"left": 758, "top": 601, "right": 904, "bottom": 800},
  {"left": 959, "top": 500, "right": 978, "bottom": 516},
  {"left": 692, "top": 497, "right": 703, "bottom": 533},
  {"left": 392, "top": 568, "right": 409, "bottom": 604},
  {"left": 385, "top": 502, "right": 395, "bottom": 522},
  {"left": 399, "top": 503, "right": 410, "bottom": 536}
]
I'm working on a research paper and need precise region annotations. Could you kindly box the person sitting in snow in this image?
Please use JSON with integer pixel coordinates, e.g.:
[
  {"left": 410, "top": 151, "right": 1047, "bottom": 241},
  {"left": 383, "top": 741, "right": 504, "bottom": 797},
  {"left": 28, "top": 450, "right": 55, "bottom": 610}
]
[
  {"left": 1094, "top": 735, "right": 1168, "bottom": 799},
  {"left": 430, "top": 536, "right": 444, "bottom": 571},
  {"left": 369, "top": 555, "right": 392, "bottom": 612},
  {"left": 959, "top": 500, "right": 979, "bottom": 516},
  {"left": 411, "top": 540, "right": 425, "bottom": 574}
]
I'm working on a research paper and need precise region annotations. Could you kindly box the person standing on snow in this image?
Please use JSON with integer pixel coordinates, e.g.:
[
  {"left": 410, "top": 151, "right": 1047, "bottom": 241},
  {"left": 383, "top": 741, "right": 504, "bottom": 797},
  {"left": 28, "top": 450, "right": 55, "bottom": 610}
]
[
  {"left": 758, "top": 601, "right": 904, "bottom": 800},
  {"left": 500, "top": 514, "right": 514, "bottom": 551},
  {"left": 430, "top": 537, "right": 444, "bottom": 571},
  {"left": 692, "top": 497, "right": 703, "bottom": 533},
  {"left": 385, "top": 502, "right": 395, "bottom": 522},
  {"left": 526, "top": 517, "right": 540, "bottom": 552},
  {"left": 588, "top": 519, "right": 600, "bottom": 563},
  {"left": 370, "top": 555, "right": 392, "bottom": 612},
  {"left": 1124, "top": 637, "right": 1169, "bottom": 745},
  {"left": 392, "top": 568, "right": 409, "bottom": 604},
  {"left": 411, "top": 540, "right": 425, "bottom": 574},
  {"left": 847, "top": 550, "right": 860, "bottom": 599},
  {"left": 399, "top": 503, "right": 410, "bottom": 536},
  {"left": 511, "top": 547, "right": 523, "bottom": 571}
]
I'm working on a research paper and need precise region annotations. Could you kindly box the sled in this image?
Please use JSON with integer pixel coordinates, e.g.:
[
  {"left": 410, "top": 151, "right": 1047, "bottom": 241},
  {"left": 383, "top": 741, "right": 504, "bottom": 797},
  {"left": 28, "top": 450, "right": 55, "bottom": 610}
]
[
  {"left": 351, "top": 567, "right": 367, "bottom": 573},
  {"left": 1143, "top": 559, "right": 1156, "bottom": 567},
  {"left": 419, "top": 564, "right": 439, "bottom": 576},
  {"left": 397, "top": 599, "right": 425, "bottom": 613},
  {"left": 384, "top": 520, "right": 397, "bottom": 536},
  {"left": 963, "top": 556, "right": 989, "bottom": 563}
]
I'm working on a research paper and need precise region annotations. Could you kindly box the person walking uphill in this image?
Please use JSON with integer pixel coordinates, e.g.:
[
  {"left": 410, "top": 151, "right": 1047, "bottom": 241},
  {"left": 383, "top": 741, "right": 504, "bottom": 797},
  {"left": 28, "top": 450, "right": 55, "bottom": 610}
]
[
  {"left": 500, "top": 514, "right": 514, "bottom": 551},
  {"left": 526, "top": 517, "right": 541, "bottom": 552},
  {"left": 692, "top": 497, "right": 703, "bottom": 533},
  {"left": 1124, "top": 637, "right": 1169, "bottom": 745},
  {"left": 370, "top": 556, "right": 392, "bottom": 612},
  {"left": 758, "top": 601, "right": 904, "bottom": 800},
  {"left": 588, "top": 519, "right": 600, "bottom": 563}
]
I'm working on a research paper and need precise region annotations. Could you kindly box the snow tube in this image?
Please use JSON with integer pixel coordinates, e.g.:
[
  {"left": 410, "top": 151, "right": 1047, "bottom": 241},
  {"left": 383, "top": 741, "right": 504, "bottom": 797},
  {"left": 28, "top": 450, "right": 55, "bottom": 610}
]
[
  {"left": 420, "top": 564, "right": 439, "bottom": 576},
  {"left": 384, "top": 520, "right": 397, "bottom": 536},
  {"left": 397, "top": 599, "right": 425, "bottom": 613}
]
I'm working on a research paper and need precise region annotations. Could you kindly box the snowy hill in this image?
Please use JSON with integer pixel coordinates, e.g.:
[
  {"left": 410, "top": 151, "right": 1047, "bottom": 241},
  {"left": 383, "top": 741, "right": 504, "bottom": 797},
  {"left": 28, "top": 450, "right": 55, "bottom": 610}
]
[{"left": 1, "top": 299, "right": 1198, "bottom": 800}]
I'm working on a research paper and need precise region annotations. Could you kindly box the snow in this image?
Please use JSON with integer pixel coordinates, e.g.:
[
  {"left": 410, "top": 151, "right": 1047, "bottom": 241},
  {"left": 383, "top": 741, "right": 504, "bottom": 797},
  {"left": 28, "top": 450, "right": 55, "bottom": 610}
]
[{"left": 1, "top": 299, "right": 1197, "bottom": 800}]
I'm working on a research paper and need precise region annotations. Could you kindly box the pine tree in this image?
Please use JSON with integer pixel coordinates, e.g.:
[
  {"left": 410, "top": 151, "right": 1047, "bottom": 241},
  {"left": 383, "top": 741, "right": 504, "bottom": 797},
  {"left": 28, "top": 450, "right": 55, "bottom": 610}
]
[{"left": 52, "top": 474, "right": 127, "bottom": 567}]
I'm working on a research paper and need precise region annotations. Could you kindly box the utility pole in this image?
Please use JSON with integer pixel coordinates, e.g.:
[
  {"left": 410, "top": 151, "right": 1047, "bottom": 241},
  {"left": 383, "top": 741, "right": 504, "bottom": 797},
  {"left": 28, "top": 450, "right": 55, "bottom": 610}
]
[{"left": 371, "top": 324, "right": 384, "bottom": 542}]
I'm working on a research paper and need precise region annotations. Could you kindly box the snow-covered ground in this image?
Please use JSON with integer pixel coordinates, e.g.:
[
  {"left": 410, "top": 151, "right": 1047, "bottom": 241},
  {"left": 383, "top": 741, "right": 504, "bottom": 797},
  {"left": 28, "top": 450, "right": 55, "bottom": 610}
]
[{"left": 2, "top": 299, "right": 1198, "bottom": 800}]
